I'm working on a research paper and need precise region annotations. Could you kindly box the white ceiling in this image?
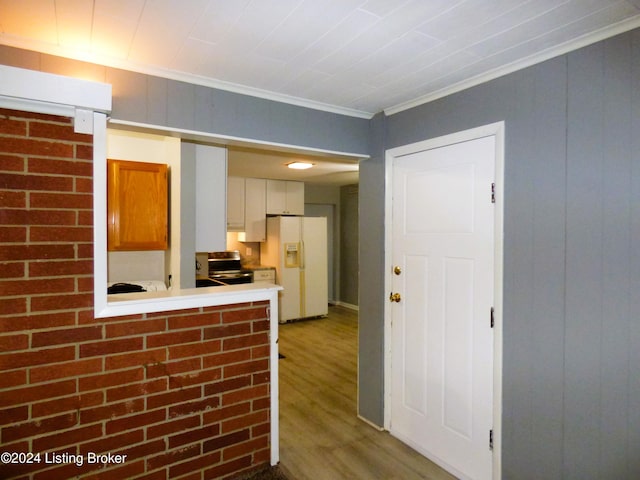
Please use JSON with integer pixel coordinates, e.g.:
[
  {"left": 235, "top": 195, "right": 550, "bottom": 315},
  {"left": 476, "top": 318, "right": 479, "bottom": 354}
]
[
  {"left": 2, "top": 0, "right": 640, "bottom": 184},
  {"left": 227, "top": 146, "right": 360, "bottom": 185}
]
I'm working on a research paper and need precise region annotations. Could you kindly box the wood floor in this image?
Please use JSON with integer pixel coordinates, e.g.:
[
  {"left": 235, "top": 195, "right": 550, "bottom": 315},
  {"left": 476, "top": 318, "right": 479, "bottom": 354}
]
[{"left": 277, "top": 306, "right": 457, "bottom": 480}]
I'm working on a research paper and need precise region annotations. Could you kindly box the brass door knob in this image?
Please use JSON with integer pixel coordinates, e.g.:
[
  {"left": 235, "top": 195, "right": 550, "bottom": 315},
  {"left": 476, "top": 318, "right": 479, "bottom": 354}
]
[
  {"left": 389, "top": 292, "right": 401, "bottom": 303},
  {"left": 393, "top": 266, "right": 402, "bottom": 275}
]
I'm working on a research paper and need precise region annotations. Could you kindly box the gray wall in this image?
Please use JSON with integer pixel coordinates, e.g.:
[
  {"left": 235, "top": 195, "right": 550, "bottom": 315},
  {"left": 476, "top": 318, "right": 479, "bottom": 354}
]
[
  {"left": 358, "top": 112, "right": 387, "bottom": 422},
  {"left": 179, "top": 142, "right": 197, "bottom": 289},
  {"left": 0, "top": 45, "right": 370, "bottom": 157},
  {"left": 339, "top": 184, "right": 359, "bottom": 306},
  {"left": 359, "top": 29, "right": 640, "bottom": 479}
]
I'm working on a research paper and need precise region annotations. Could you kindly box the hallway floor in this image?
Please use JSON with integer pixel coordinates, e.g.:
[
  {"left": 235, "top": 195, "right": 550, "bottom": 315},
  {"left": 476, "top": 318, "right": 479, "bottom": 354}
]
[{"left": 277, "top": 306, "right": 457, "bottom": 480}]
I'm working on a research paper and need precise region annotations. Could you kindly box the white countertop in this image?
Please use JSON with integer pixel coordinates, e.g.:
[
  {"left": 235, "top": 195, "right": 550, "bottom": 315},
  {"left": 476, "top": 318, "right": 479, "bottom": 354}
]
[{"left": 103, "top": 282, "right": 282, "bottom": 318}]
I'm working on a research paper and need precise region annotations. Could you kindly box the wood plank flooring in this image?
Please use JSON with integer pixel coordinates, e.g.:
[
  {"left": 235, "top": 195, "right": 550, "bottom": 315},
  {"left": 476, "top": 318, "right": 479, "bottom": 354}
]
[{"left": 277, "top": 306, "right": 457, "bottom": 480}]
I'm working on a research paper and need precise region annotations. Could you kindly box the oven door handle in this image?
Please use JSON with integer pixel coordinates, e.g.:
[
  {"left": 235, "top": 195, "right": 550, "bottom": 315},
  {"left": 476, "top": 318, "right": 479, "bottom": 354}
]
[{"left": 210, "top": 272, "right": 253, "bottom": 280}]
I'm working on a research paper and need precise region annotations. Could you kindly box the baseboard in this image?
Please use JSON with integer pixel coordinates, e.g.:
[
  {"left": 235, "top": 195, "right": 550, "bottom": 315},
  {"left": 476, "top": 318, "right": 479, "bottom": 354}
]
[
  {"left": 357, "top": 414, "right": 385, "bottom": 431},
  {"left": 332, "top": 301, "right": 359, "bottom": 311}
]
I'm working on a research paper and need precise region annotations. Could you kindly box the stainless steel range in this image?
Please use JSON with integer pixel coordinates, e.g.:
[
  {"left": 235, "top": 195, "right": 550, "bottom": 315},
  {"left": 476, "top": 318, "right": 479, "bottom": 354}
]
[{"left": 196, "top": 251, "right": 253, "bottom": 287}]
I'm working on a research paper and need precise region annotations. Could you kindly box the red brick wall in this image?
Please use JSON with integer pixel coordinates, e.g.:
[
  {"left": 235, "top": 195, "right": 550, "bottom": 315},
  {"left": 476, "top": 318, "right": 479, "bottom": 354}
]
[{"left": 0, "top": 109, "right": 271, "bottom": 479}]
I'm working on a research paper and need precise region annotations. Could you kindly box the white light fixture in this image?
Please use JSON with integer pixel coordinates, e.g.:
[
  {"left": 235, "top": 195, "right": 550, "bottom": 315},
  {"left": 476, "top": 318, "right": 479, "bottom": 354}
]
[{"left": 287, "top": 161, "right": 314, "bottom": 170}]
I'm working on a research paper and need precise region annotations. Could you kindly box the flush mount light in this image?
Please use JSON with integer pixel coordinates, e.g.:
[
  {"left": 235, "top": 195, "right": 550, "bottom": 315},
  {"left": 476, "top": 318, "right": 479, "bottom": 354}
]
[{"left": 286, "top": 161, "right": 314, "bottom": 170}]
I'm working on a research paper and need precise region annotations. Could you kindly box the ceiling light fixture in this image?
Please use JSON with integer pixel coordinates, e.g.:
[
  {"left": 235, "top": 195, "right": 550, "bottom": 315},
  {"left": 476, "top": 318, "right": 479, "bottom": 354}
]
[{"left": 287, "top": 161, "right": 314, "bottom": 170}]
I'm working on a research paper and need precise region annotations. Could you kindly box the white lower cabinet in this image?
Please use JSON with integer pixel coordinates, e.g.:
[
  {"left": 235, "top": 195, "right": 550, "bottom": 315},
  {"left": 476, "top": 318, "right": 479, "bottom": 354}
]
[{"left": 252, "top": 268, "right": 276, "bottom": 283}]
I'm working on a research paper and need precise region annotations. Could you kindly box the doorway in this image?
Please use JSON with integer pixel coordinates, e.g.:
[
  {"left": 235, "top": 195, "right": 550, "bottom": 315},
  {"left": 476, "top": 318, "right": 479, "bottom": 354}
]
[{"left": 384, "top": 122, "right": 504, "bottom": 480}]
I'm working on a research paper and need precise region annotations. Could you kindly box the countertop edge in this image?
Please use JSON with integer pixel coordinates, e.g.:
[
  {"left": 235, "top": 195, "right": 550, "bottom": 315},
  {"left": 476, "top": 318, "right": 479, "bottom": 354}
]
[
  {"left": 98, "top": 283, "right": 282, "bottom": 318},
  {"left": 242, "top": 265, "right": 276, "bottom": 271}
]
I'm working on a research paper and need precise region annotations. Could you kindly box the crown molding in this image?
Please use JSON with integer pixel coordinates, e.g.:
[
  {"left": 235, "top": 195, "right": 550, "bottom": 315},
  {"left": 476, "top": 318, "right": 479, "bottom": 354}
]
[
  {"left": 384, "top": 15, "right": 640, "bottom": 116},
  {"left": 0, "top": 37, "right": 374, "bottom": 119}
]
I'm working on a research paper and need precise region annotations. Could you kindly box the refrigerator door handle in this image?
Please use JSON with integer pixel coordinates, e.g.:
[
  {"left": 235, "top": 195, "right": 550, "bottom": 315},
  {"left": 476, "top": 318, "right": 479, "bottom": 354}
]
[{"left": 299, "top": 240, "right": 305, "bottom": 269}]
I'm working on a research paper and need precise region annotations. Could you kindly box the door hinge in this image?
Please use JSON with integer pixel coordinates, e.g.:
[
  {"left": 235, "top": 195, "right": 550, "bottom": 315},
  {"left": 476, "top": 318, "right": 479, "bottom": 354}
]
[
  {"left": 489, "top": 429, "right": 494, "bottom": 450},
  {"left": 491, "top": 183, "right": 496, "bottom": 203},
  {"left": 490, "top": 307, "right": 495, "bottom": 328}
]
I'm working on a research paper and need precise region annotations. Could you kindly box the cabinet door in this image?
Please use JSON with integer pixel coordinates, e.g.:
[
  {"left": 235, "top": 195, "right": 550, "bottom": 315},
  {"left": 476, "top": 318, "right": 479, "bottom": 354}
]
[
  {"left": 285, "top": 181, "right": 305, "bottom": 215},
  {"left": 266, "top": 179, "right": 305, "bottom": 215},
  {"left": 244, "top": 178, "right": 266, "bottom": 242},
  {"left": 227, "top": 177, "right": 245, "bottom": 230},
  {"left": 266, "top": 179, "right": 287, "bottom": 215},
  {"left": 107, "top": 159, "right": 168, "bottom": 251}
]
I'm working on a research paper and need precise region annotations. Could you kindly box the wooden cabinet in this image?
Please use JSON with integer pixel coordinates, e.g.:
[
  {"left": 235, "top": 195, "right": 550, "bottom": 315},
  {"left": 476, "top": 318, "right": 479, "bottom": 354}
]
[
  {"left": 107, "top": 159, "right": 168, "bottom": 251},
  {"left": 227, "top": 176, "right": 245, "bottom": 231},
  {"left": 266, "top": 179, "right": 304, "bottom": 215}
]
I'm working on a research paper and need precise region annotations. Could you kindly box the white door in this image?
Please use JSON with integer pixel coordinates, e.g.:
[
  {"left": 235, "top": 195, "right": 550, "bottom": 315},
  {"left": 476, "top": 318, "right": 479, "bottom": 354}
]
[{"left": 389, "top": 134, "right": 496, "bottom": 480}]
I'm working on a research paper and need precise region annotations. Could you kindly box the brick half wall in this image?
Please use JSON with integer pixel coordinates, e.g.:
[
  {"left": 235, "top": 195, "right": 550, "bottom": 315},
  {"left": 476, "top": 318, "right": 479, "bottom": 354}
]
[{"left": 0, "top": 109, "right": 271, "bottom": 480}]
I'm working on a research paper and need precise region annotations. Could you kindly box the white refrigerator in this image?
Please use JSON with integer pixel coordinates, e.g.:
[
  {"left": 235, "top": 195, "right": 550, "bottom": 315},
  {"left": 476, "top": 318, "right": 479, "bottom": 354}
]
[{"left": 261, "top": 216, "right": 328, "bottom": 323}]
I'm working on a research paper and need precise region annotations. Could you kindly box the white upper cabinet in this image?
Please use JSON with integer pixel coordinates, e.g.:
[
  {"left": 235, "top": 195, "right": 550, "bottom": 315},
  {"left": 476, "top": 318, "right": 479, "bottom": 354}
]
[
  {"left": 195, "top": 145, "right": 227, "bottom": 252},
  {"left": 227, "top": 177, "right": 304, "bottom": 242},
  {"left": 244, "top": 178, "right": 267, "bottom": 242},
  {"left": 266, "top": 179, "right": 304, "bottom": 215},
  {"left": 227, "top": 176, "right": 245, "bottom": 231}
]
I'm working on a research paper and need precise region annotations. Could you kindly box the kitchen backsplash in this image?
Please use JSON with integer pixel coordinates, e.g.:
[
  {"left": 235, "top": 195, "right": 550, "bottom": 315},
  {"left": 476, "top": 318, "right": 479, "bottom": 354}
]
[
  {"left": 226, "top": 232, "right": 261, "bottom": 266},
  {"left": 108, "top": 250, "right": 166, "bottom": 283},
  {"left": 195, "top": 233, "right": 262, "bottom": 275}
]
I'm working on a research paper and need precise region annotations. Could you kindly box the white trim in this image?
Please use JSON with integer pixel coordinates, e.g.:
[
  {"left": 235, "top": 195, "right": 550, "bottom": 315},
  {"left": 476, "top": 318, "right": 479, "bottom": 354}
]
[
  {"left": 0, "top": 97, "right": 98, "bottom": 135},
  {"left": 92, "top": 111, "right": 109, "bottom": 317},
  {"left": 333, "top": 301, "right": 359, "bottom": 311},
  {"left": 383, "top": 144, "right": 394, "bottom": 430},
  {"left": 0, "top": 95, "right": 76, "bottom": 118},
  {"left": 269, "top": 291, "right": 281, "bottom": 466},
  {"left": 383, "top": 121, "right": 505, "bottom": 480},
  {"left": 107, "top": 118, "right": 369, "bottom": 162},
  {"left": 98, "top": 283, "right": 281, "bottom": 317},
  {"left": 384, "top": 16, "right": 640, "bottom": 116},
  {"left": 493, "top": 123, "right": 505, "bottom": 480},
  {"left": 0, "top": 64, "right": 111, "bottom": 113},
  {"left": 357, "top": 414, "right": 384, "bottom": 431}
]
